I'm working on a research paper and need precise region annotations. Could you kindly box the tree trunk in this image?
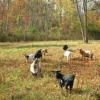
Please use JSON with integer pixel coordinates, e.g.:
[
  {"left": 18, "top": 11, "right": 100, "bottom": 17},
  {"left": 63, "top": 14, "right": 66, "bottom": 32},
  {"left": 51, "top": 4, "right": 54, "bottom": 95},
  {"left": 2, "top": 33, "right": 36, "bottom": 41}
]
[
  {"left": 76, "top": 0, "right": 88, "bottom": 43},
  {"left": 76, "top": 0, "right": 85, "bottom": 42},
  {"left": 83, "top": 0, "right": 88, "bottom": 43}
]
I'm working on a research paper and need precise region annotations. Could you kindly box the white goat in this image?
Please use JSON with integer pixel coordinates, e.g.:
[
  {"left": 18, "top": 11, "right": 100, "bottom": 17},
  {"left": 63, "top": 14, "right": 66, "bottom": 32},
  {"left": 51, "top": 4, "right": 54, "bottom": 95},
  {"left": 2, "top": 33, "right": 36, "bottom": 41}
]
[{"left": 64, "top": 50, "right": 72, "bottom": 61}]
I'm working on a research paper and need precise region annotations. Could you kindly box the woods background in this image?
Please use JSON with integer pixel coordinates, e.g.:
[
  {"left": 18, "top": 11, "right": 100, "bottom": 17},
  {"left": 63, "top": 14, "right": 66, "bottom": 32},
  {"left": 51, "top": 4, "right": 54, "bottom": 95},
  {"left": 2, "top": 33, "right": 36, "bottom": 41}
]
[{"left": 0, "top": 0, "right": 100, "bottom": 42}]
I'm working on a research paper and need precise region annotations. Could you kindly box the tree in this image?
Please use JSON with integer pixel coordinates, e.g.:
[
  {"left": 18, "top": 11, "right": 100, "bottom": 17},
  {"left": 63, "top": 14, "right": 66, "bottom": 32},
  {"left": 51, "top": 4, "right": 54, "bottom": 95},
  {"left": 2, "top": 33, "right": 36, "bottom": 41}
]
[
  {"left": 75, "top": 0, "right": 88, "bottom": 43},
  {"left": 83, "top": 0, "right": 88, "bottom": 43}
]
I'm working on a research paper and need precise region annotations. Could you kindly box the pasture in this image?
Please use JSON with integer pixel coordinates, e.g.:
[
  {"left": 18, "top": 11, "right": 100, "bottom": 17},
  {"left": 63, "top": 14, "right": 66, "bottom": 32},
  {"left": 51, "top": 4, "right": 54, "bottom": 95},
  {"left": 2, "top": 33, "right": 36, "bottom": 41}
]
[{"left": 0, "top": 41, "right": 100, "bottom": 100}]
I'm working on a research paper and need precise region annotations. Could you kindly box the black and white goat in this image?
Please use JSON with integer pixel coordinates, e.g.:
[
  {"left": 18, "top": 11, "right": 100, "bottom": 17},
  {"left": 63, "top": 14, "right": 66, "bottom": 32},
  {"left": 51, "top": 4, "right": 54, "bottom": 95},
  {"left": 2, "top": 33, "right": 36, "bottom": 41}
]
[
  {"left": 52, "top": 70, "right": 75, "bottom": 94},
  {"left": 25, "top": 49, "right": 42, "bottom": 62},
  {"left": 30, "top": 59, "right": 41, "bottom": 76},
  {"left": 63, "top": 45, "right": 73, "bottom": 61},
  {"left": 25, "top": 49, "right": 48, "bottom": 62}
]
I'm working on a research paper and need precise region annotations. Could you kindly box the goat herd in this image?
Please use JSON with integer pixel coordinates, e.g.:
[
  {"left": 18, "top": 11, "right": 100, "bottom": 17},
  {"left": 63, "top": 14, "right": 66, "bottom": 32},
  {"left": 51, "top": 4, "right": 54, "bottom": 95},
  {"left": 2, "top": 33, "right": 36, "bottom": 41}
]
[{"left": 24, "top": 45, "right": 94, "bottom": 94}]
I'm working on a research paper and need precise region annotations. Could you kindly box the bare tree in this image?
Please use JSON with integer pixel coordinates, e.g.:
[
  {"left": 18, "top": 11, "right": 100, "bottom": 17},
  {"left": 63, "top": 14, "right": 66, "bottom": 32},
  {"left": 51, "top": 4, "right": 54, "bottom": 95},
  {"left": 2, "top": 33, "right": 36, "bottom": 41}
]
[
  {"left": 76, "top": 0, "right": 85, "bottom": 42},
  {"left": 75, "top": 0, "right": 88, "bottom": 43},
  {"left": 83, "top": 0, "right": 88, "bottom": 43}
]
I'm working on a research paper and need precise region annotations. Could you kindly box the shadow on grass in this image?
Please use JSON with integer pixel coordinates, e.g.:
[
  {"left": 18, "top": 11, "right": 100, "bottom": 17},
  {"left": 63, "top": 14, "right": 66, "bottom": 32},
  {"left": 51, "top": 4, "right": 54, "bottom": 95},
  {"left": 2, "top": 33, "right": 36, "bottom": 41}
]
[{"left": 58, "top": 88, "right": 92, "bottom": 98}]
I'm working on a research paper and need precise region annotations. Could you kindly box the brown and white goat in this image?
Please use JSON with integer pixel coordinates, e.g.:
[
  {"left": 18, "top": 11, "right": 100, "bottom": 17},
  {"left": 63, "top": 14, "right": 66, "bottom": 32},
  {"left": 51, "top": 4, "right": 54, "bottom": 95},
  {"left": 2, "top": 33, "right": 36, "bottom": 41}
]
[{"left": 79, "top": 48, "right": 93, "bottom": 60}]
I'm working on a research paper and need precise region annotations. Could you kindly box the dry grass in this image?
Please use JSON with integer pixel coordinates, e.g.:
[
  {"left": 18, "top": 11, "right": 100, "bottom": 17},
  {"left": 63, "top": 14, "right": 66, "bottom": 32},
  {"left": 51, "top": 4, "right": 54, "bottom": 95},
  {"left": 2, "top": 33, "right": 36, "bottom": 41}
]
[{"left": 0, "top": 40, "right": 100, "bottom": 100}]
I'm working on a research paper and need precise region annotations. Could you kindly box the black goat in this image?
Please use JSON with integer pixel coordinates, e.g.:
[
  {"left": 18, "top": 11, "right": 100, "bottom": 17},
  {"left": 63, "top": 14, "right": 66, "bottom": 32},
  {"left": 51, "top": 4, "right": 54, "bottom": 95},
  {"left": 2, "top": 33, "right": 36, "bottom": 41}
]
[{"left": 52, "top": 70, "right": 75, "bottom": 94}]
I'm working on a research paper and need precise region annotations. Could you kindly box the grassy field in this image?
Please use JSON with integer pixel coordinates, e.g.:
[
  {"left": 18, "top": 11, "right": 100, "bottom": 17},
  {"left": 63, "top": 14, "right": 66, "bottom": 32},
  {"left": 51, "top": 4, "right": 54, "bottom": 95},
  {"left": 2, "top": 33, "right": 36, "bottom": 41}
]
[{"left": 0, "top": 40, "right": 100, "bottom": 100}]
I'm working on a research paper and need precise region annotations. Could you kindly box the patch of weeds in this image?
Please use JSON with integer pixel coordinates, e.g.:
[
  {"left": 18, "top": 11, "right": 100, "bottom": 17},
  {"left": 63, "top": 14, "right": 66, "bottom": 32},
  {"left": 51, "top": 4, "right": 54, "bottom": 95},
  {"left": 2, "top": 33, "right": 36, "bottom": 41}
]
[{"left": 90, "top": 85, "right": 100, "bottom": 99}]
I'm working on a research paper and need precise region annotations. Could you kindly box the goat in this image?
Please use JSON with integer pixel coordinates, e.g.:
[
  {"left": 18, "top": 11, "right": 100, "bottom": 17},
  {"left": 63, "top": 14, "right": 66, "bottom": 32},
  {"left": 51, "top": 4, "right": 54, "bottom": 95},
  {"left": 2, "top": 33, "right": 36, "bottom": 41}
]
[
  {"left": 52, "top": 70, "right": 75, "bottom": 94},
  {"left": 30, "top": 59, "right": 41, "bottom": 76},
  {"left": 25, "top": 49, "right": 42, "bottom": 62},
  {"left": 79, "top": 48, "right": 93, "bottom": 60},
  {"left": 64, "top": 50, "right": 72, "bottom": 61},
  {"left": 63, "top": 45, "right": 74, "bottom": 61}
]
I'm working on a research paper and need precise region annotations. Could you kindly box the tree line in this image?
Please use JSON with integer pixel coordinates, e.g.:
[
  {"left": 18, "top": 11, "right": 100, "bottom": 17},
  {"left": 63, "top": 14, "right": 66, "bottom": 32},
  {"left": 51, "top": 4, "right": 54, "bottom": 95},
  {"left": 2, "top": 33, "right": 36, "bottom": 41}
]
[{"left": 0, "top": 0, "right": 100, "bottom": 42}]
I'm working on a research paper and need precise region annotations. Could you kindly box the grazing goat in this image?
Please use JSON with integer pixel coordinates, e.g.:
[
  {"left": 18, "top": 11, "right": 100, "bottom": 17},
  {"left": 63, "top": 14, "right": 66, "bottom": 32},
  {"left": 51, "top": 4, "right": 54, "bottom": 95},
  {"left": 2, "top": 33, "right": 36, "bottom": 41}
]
[
  {"left": 25, "top": 49, "right": 42, "bottom": 62},
  {"left": 30, "top": 59, "right": 41, "bottom": 76},
  {"left": 52, "top": 70, "right": 75, "bottom": 94},
  {"left": 79, "top": 48, "right": 93, "bottom": 60}
]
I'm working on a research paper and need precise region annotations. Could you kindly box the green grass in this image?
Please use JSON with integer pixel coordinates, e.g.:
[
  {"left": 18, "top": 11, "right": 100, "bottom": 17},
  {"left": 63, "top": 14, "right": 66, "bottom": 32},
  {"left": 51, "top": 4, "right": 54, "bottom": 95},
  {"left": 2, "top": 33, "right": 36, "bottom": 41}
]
[{"left": 0, "top": 41, "right": 100, "bottom": 100}]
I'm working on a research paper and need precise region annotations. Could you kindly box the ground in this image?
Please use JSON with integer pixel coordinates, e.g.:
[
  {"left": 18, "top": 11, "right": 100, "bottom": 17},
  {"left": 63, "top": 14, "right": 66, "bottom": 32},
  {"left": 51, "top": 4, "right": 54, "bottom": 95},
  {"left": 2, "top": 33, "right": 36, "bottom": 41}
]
[{"left": 0, "top": 40, "right": 100, "bottom": 100}]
